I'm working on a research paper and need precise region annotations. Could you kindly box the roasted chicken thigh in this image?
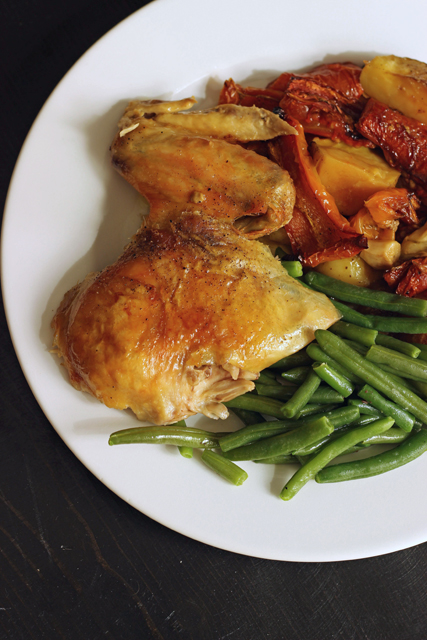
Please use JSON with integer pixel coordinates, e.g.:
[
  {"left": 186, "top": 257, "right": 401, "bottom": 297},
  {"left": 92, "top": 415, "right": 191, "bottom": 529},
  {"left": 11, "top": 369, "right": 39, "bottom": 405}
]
[{"left": 52, "top": 213, "right": 340, "bottom": 425}]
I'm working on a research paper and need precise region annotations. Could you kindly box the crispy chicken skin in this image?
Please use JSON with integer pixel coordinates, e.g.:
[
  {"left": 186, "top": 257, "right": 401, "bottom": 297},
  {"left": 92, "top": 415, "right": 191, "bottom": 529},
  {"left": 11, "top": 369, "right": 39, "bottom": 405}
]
[
  {"left": 52, "top": 213, "right": 340, "bottom": 425},
  {"left": 110, "top": 99, "right": 296, "bottom": 238}
]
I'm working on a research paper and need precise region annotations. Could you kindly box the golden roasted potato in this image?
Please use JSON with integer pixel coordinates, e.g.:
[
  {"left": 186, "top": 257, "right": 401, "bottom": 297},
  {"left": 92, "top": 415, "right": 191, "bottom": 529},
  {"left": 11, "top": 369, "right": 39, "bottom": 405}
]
[
  {"left": 311, "top": 138, "right": 400, "bottom": 216},
  {"left": 360, "top": 55, "right": 427, "bottom": 123},
  {"left": 314, "top": 255, "right": 380, "bottom": 287}
]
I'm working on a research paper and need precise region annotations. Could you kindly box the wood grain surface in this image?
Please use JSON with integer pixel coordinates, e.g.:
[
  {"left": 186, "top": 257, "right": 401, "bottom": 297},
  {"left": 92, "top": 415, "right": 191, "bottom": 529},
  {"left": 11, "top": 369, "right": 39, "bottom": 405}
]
[{"left": 1, "top": 1, "right": 427, "bottom": 638}]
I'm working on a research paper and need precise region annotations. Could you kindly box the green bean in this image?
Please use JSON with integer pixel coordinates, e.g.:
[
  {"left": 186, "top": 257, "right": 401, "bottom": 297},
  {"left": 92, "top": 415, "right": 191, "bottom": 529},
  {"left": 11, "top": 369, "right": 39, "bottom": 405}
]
[
  {"left": 280, "top": 366, "right": 310, "bottom": 384},
  {"left": 222, "top": 405, "right": 350, "bottom": 453},
  {"left": 366, "top": 345, "right": 427, "bottom": 382},
  {"left": 316, "top": 428, "right": 427, "bottom": 483},
  {"left": 291, "top": 406, "right": 362, "bottom": 458},
  {"left": 293, "top": 424, "right": 356, "bottom": 457},
  {"left": 254, "top": 384, "right": 295, "bottom": 400},
  {"left": 282, "top": 260, "right": 303, "bottom": 277},
  {"left": 330, "top": 321, "right": 378, "bottom": 347},
  {"left": 254, "top": 454, "right": 298, "bottom": 464},
  {"left": 375, "top": 364, "right": 422, "bottom": 389},
  {"left": 258, "top": 371, "right": 281, "bottom": 386},
  {"left": 358, "top": 384, "right": 415, "bottom": 432},
  {"left": 304, "top": 271, "right": 427, "bottom": 317},
  {"left": 255, "top": 383, "right": 344, "bottom": 405},
  {"left": 293, "top": 406, "right": 363, "bottom": 455},
  {"left": 376, "top": 334, "right": 420, "bottom": 358},
  {"left": 312, "top": 362, "right": 354, "bottom": 397},
  {"left": 411, "top": 380, "right": 427, "bottom": 398},
  {"left": 281, "top": 370, "right": 321, "bottom": 418},
  {"left": 255, "top": 384, "right": 297, "bottom": 399},
  {"left": 109, "top": 425, "right": 221, "bottom": 448},
  {"left": 231, "top": 408, "right": 265, "bottom": 427},
  {"left": 269, "top": 351, "right": 313, "bottom": 370},
  {"left": 280, "top": 417, "right": 394, "bottom": 500},
  {"left": 178, "top": 446, "right": 194, "bottom": 458},
  {"left": 284, "top": 407, "right": 361, "bottom": 458},
  {"left": 219, "top": 419, "right": 303, "bottom": 452},
  {"left": 341, "top": 445, "right": 371, "bottom": 455},
  {"left": 175, "top": 420, "right": 194, "bottom": 457},
  {"left": 342, "top": 339, "right": 368, "bottom": 355},
  {"left": 222, "top": 416, "right": 334, "bottom": 461},
  {"left": 316, "top": 330, "right": 427, "bottom": 424},
  {"left": 349, "top": 414, "right": 382, "bottom": 427},
  {"left": 261, "top": 368, "right": 278, "bottom": 380},
  {"left": 320, "top": 405, "right": 361, "bottom": 428},
  {"left": 306, "top": 343, "right": 363, "bottom": 384},
  {"left": 362, "top": 427, "right": 411, "bottom": 446},
  {"left": 347, "top": 399, "right": 383, "bottom": 416},
  {"left": 201, "top": 450, "right": 248, "bottom": 486},
  {"left": 330, "top": 300, "right": 373, "bottom": 328},
  {"left": 367, "top": 316, "right": 427, "bottom": 333},
  {"left": 296, "top": 403, "right": 338, "bottom": 418},
  {"left": 413, "top": 343, "right": 427, "bottom": 362},
  {"left": 225, "top": 395, "right": 285, "bottom": 418},
  {"left": 330, "top": 301, "right": 427, "bottom": 340}
]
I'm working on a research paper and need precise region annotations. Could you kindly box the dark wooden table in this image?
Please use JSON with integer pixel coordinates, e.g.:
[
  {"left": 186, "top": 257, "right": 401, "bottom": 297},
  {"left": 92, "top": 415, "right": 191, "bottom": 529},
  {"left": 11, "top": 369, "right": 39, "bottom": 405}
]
[{"left": 2, "top": 1, "right": 427, "bottom": 638}]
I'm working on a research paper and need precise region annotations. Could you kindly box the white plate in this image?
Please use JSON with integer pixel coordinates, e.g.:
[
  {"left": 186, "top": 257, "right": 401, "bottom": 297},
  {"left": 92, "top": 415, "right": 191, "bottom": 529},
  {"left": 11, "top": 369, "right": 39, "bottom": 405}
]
[{"left": 3, "top": 0, "right": 427, "bottom": 562}]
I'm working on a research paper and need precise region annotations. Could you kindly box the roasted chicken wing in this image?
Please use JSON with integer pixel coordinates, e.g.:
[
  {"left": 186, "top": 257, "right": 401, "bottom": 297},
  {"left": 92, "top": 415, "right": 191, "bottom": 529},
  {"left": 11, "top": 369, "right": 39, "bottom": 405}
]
[
  {"left": 52, "top": 213, "right": 340, "bottom": 425},
  {"left": 110, "top": 99, "right": 296, "bottom": 238}
]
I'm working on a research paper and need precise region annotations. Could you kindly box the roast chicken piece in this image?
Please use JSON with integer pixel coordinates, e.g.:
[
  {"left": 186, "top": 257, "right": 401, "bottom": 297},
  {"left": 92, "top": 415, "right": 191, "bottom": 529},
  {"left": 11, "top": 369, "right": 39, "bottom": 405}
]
[
  {"left": 52, "top": 213, "right": 340, "bottom": 425},
  {"left": 111, "top": 98, "right": 296, "bottom": 238}
]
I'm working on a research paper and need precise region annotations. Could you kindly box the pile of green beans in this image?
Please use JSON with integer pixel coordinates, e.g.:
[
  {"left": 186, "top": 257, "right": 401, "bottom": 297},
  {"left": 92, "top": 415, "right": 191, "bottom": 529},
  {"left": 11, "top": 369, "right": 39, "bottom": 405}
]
[{"left": 108, "top": 270, "right": 427, "bottom": 499}]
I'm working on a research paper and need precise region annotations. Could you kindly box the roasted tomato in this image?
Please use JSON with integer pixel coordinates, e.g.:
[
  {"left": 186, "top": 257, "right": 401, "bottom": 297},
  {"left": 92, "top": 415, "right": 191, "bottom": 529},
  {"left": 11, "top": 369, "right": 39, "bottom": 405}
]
[
  {"left": 220, "top": 63, "right": 371, "bottom": 147},
  {"left": 356, "top": 99, "right": 427, "bottom": 204},
  {"left": 384, "top": 257, "right": 427, "bottom": 297}
]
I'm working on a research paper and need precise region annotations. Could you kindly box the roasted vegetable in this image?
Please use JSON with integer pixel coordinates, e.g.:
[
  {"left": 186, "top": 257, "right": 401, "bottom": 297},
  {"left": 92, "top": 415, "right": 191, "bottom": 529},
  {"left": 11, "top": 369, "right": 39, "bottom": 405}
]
[
  {"left": 271, "top": 62, "right": 365, "bottom": 107},
  {"left": 384, "top": 257, "right": 427, "bottom": 297},
  {"left": 349, "top": 188, "right": 420, "bottom": 242},
  {"left": 360, "top": 55, "right": 427, "bottom": 124},
  {"left": 219, "top": 78, "right": 283, "bottom": 111},
  {"left": 268, "top": 117, "right": 366, "bottom": 266},
  {"left": 315, "top": 255, "right": 380, "bottom": 287},
  {"left": 221, "top": 63, "right": 370, "bottom": 146},
  {"left": 401, "top": 220, "right": 427, "bottom": 259},
  {"left": 356, "top": 99, "right": 427, "bottom": 204},
  {"left": 311, "top": 138, "right": 400, "bottom": 216},
  {"left": 360, "top": 239, "right": 402, "bottom": 270}
]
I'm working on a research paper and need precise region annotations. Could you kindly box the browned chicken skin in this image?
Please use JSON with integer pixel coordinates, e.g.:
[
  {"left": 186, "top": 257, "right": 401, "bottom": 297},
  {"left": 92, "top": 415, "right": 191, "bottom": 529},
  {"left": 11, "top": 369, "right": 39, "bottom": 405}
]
[
  {"left": 111, "top": 98, "right": 296, "bottom": 238},
  {"left": 52, "top": 99, "right": 342, "bottom": 424},
  {"left": 52, "top": 213, "right": 340, "bottom": 425}
]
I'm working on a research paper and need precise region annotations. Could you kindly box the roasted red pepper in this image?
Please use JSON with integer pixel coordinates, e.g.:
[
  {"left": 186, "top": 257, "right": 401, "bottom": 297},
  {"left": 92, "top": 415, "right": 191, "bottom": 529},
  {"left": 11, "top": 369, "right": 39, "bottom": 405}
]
[{"left": 268, "top": 117, "right": 365, "bottom": 266}]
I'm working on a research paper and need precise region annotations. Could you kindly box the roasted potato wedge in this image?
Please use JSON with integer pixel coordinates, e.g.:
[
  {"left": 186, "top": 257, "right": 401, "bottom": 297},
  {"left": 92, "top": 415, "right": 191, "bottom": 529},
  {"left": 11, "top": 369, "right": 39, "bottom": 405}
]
[
  {"left": 315, "top": 255, "right": 380, "bottom": 287},
  {"left": 311, "top": 138, "right": 400, "bottom": 216},
  {"left": 360, "top": 55, "right": 427, "bottom": 124}
]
